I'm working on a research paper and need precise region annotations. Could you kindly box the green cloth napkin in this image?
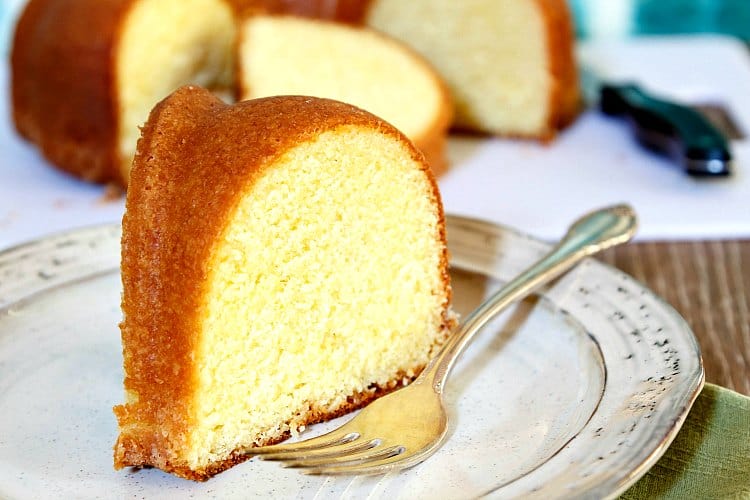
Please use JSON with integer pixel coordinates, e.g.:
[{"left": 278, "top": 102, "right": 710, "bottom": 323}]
[{"left": 621, "top": 383, "right": 750, "bottom": 499}]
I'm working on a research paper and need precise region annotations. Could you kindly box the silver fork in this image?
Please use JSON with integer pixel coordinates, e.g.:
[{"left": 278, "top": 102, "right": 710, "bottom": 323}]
[{"left": 249, "top": 204, "right": 638, "bottom": 475}]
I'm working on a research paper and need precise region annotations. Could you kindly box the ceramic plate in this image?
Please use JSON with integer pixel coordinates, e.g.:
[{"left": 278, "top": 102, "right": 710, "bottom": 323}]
[{"left": 0, "top": 216, "right": 703, "bottom": 499}]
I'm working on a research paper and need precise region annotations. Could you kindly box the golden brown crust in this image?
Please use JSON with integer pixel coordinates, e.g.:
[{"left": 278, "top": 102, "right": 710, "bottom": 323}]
[
  {"left": 414, "top": 107, "right": 451, "bottom": 177},
  {"left": 227, "top": 0, "right": 369, "bottom": 20},
  {"left": 11, "top": 0, "right": 134, "bottom": 185},
  {"left": 223, "top": 0, "right": 281, "bottom": 16},
  {"left": 534, "top": 0, "right": 582, "bottom": 140},
  {"left": 401, "top": 42, "right": 454, "bottom": 177},
  {"left": 115, "top": 87, "right": 453, "bottom": 479},
  {"left": 118, "top": 368, "right": 424, "bottom": 481}
]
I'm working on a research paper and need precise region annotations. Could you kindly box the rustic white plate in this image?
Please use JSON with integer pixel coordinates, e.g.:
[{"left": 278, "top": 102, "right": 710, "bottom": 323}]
[{"left": 0, "top": 216, "right": 703, "bottom": 499}]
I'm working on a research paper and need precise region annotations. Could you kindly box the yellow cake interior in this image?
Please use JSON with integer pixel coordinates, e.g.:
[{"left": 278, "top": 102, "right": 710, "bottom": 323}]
[
  {"left": 238, "top": 16, "right": 445, "bottom": 148},
  {"left": 184, "top": 125, "right": 449, "bottom": 469},
  {"left": 366, "top": 0, "right": 549, "bottom": 135},
  {"left": 115, "top": 0, "right": 236, "bottom": 180}
]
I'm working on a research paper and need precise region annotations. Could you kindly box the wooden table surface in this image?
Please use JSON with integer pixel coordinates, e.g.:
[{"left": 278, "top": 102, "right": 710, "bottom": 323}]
[{"left": 600, "top": 240, "right": 750, "bottom": 396}]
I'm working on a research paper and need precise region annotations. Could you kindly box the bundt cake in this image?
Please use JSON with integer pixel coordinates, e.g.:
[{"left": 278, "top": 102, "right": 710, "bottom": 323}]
[
  {"left": 236, "top": 15, "right": 452, "bottom": 174},
  {"left": 12, "top": 0, "right": 577, "bottom": 186},
  {"left": 11, "top": 0, "right": 237, "bottom": 185},
  {"left": 270, "top": 0, "right": 581, "bottom": 139},
  {"left": 113, "top": 86, "right": 455, "bottom": 480}
]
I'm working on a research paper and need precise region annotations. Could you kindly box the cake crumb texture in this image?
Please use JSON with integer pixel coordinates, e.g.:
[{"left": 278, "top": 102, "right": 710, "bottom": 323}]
[
  {"left": 114, "top": 87, "right": 454, "bottom": 480},
  {"left": 237, "top": 15, "right": 452, "bottom": 174}
]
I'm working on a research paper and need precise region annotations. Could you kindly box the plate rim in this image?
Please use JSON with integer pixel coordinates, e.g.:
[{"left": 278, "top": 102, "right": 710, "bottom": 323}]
[
  {"left": 445, "top": 214, "right": 704, "bottom": 498},
  {"left": 0, "top": 216, "right": 705, "bottom": 499}
]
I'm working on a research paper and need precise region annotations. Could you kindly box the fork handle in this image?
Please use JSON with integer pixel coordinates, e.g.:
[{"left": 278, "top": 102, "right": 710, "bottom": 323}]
[{"left": 420, "top": 204, "right": 638, "bottom": 393}]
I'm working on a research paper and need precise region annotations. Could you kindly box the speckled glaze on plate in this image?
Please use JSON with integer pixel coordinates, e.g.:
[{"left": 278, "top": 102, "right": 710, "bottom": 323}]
[{"left": 0, "top": 216, "right": 703, "bottom": 499}]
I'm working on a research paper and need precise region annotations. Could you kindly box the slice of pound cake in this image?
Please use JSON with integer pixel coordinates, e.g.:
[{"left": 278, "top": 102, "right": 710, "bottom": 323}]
[
  {"left": 113, "top": 86, "right": 455, "bottom": 480},
  {"left": 364, "top": 0, "right": 581, "bottom": 139},
  {"left": 263, "top": 0, "right": 581, "bottom": 139},
  {"left": 237, "top": 15, "right": 453, "bottom": 175}
]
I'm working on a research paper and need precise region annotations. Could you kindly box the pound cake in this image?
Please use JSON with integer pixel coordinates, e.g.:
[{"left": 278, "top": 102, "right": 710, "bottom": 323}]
[
  {"left": 270, "top": 0, "right": 581, "bottom": 139},
  {"left": 11, "top": 0, "right": 237, "bottom": 185},
  {"left": 113, "top": 87, "right": 455, "bottom": 480},
  {"left": 237, "top": 15, "right": 452, "bottom": 174}
]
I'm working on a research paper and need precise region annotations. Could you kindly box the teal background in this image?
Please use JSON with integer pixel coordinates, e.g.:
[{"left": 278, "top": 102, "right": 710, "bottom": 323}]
[
  {"left": 635, "top": 0, "right": 750, "bottom": 38},
  {"left": 571, "top": 0, "right": 750, "bottom": 39}
]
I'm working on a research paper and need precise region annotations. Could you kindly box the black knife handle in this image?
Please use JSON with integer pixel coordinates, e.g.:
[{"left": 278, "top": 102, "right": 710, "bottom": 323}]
[{"left": 600, "top": 83, "right": 732, "bottom": 177}]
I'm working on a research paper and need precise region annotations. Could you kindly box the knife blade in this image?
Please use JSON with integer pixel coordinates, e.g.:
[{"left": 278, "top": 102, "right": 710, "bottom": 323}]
[{"left": 581, "top": 69, "right": 733, "bottom": 177}]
